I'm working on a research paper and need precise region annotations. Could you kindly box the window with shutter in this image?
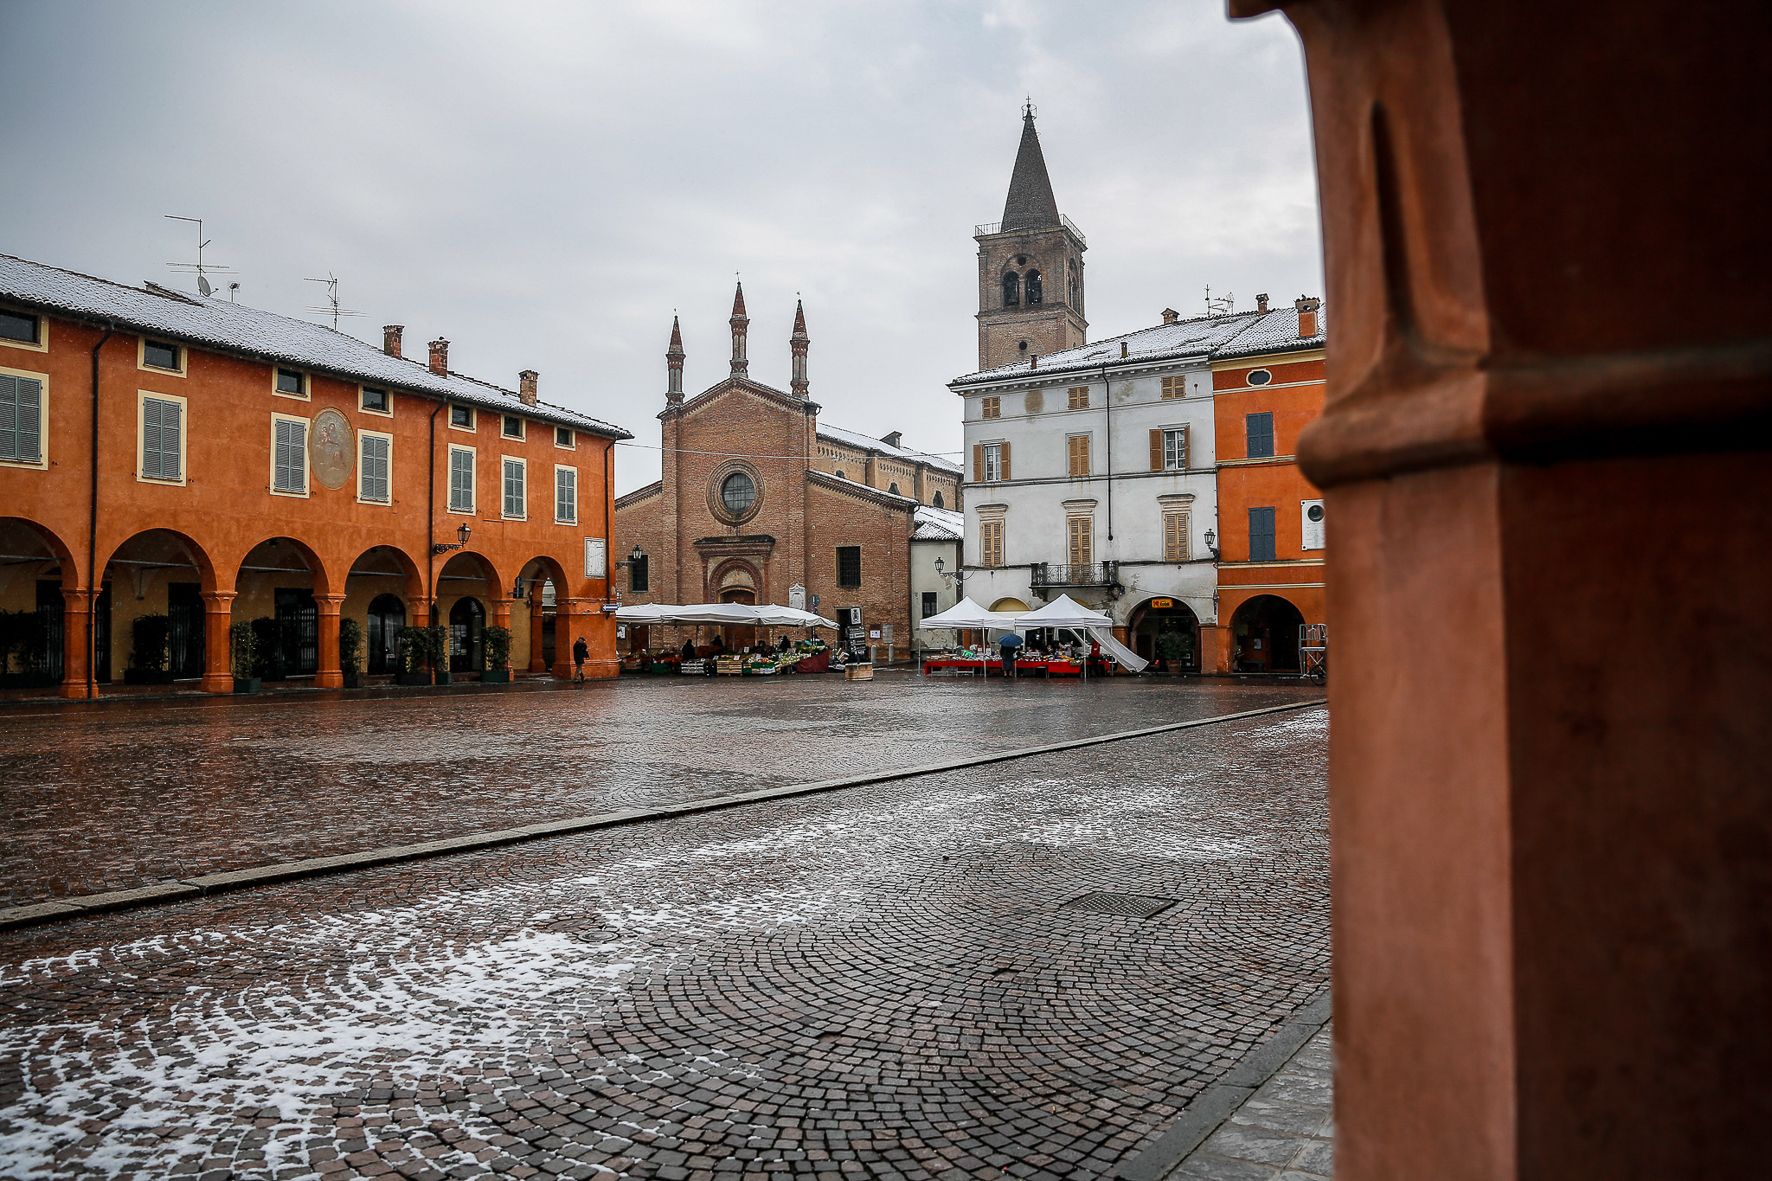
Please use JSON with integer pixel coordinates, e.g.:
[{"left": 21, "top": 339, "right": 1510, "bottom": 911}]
[
  {"left": 982, "top": 442, "right": 1003, "bottom": 483},
  {"left": 1000, "top": 440, "right": 1011, "bottom": 481},
  {"left": 1246, "top": 412, "right": 1276, "bottom": 458},
  {"left": 1067, "top": 386, "right": 1090, "bottom": 409},
  {"left": 0, "top": 374, "right": 45, "bottom": 465},
  {"left": 1066, "top": 433, "right": 1091, "bottom": 477},
  {"left": 1163, "top": 427, "right": 1189, "bottom": 471},
  {"left": 448, "top": 446, "right": 475, "bottom": 512},
  {"left": 1164, "top": 510, "right": 1191, "bottom": 561},
  {"left": 1067, "top": 515, "right": 1093, "bottom": 567},
  {"left": 980, "top": 519, "right": 1005, "bottom": 568},
  {"left": 1249, "top": 506, "right": 1277, "bottom": 561},
  {"left": 359, "top": 433, "right": 391, "bottom": 503},
  {"left": 502, "top": 458, "right": 527, "bottom": 519},
  {"left": 141, "top": 395, "right": 183, "bottom": 481},
  {"left": 555, "top": 465, "right": 577, "bottom": 524},
  {"left": 981, "top": 395, "right": 1001, "bottom": 420},
  {"left": 1161, "top": 375, "right": 1186, "bottom": 400},
  {"left": 272, "top": 416, "right": 307, "bottom": 494}
]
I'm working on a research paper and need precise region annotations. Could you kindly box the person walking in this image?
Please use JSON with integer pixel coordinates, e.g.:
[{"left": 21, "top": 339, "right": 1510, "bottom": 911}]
[
  {"left": 572, "top": 635, "right": 589, "bottom": 684},
  {"left": 997, "top": 631, "right": 1024, "bottom": 679}
]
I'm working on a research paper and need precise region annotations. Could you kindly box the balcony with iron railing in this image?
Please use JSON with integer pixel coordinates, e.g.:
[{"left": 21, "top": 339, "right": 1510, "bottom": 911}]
[
  {"left": 972, "top": 214, "right": 1088, "bottom": 249},
  {"left": 1030, "top": 561, "right": 1118, "bottom": 589}
]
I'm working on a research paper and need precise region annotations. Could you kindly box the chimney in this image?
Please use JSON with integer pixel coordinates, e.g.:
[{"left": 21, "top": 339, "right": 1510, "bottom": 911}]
[
  {"left": 1120, "top": 341, "right": 1129, "bottom": 359},
  {"left": 1161, "top": 308, "right": 1180, "bottom": 325},
  {"left": 1029, "top": 353, "right": 1039, "bottom": 368},
  {"left": 1295, "top": 295, "right": 1322, "bottom": 339},
  {"left": 382, "top": 324, "right": 404, "bottom": 358},
  {"left": 880, "top": 430, "right": 903, "bottom": 449},
  {"left": 519, "top": 369, "right": 538, "bottom": 406},
  {"left": 428, "top": 337, "right": 449, "bottom": 376},
  {"left": 1256, "top": 293, "right": 1270, "bottom": 313}
]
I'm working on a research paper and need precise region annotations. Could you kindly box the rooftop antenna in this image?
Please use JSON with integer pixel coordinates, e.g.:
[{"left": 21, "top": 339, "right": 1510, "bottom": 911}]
[
  {"left": 303, "top": 272, "right": 360, "bottom": 330},
  {"left": 1205, "top": 284, "right": 1235, "bottom": 316},
  {"left": 164, "top": 214, "right": 234, "bottom": 296}
]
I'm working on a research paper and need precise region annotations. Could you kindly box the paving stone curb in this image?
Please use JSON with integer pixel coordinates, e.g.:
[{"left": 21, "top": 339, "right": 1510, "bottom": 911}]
[
  {"left": 0, "top": 698, "right": 1324, "bottom": 934},
  {"left": 1114, "top": 990, "right": 1334, "bottom": 1181}
]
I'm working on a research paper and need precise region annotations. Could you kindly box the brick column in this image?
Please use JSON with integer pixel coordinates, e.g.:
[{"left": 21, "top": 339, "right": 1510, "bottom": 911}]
[
  {"left": 528, "top": 593, "right": 547, "bottom": 673},
  {"left": 58, "top": 588, "right": 93, "bottom": 700},
  {"left": 199, "top": 591, "right": 236, "bottom": 695},
  {"left": 314, "top": 593, "right": 344, "bottom": 689},
  {"left": 1234, "top": 1, "right": 1772, "bottom": 1176},
  {"left": 553, "top": 598, "right": 579, "bottom": 679},
  {"left": 1197, "top": 623, "right": 1231, "bottom": 675}
]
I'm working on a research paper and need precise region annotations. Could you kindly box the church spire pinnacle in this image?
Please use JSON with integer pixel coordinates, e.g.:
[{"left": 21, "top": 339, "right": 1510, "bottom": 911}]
[
  {"left": 729, "top": 279, "right": 749, "bottom": 377},
  {"left": 665, "top": 314, "right": 684, "bottom": 403},
  {"left": 789, "top": 297, "right": 809, "bottom": 399},
  {"left": 1001, "top": 100, "right": 1061, "bottom": 232}
]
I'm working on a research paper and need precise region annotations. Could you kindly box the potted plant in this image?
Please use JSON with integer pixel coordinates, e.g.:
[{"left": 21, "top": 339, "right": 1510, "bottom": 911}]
[
  {"left": 395, "top": 625, "right": 431, "bottom": 686},
  {"left": 481, "top": 625, "right": 512, "bottom": 684},
  {"left": 429, "top": 624, "right": 451, "bottom": 685},
  {"left": 230, "top": 620, "right": 261, "bottom": 693},
  {"left": 1155, "top": 630, "right": 1189, "bottom": 677},
  {"left": 339, "top": 617, "right": 363, "bottom": 689},
  {"left": 250, "top": 616, "right": 287, "bottom": 682},
  {"left": 123, "top": 613, "right": 174, "bottom": 684}
]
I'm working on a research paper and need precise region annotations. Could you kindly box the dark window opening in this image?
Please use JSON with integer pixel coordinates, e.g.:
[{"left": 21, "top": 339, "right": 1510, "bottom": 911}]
[
  {"left": 921, "top": 591, "right": 937, "bottom": 619},
  {"left": 932, "top": 490, "right": 944, "bottom": 508},
  {"left": 630, "top": 554, "right": 649, "bottom": 594},
  {"left": 837, "top": 546, "right": 862, "bottom": 588},
  {"left": 888, "top": 482, "right": 899, "bottom": 495},
  {"left": 143, "top": 339, "right": 181, "bottom": 371},
  {"left": 361, "top": 387, "right": 390, "bottom": 413},
  {"left": 502, "top": 414, "right": 524, "bottom": 439},
  {"left": 555, "top": 426, "right": 573, "bottom": 447},
  {"left": 449, "top": 404, "right": 474, "bottom": 429},
  {"left": 1001, "top": 272, "right": 1020, "bottom": 307},
  {"left": 0, "top": 309, "right": 40, "bottom": 345},
  {"left": 275, "top": 368, "right": 305, "bottom": 395},
  {"left": 1026, "top": 269, "right": 1043, "bottom": 305}
]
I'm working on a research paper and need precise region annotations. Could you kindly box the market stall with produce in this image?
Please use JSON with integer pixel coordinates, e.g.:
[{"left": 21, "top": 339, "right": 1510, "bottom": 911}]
[{"left": 615, "top": 603, "right": 837, "bottom": 676}]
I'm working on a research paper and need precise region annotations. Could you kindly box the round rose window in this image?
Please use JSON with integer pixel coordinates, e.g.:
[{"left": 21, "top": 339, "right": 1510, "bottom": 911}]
[{"left": 720, "top": 471, "right": 757, "bottom": 516}]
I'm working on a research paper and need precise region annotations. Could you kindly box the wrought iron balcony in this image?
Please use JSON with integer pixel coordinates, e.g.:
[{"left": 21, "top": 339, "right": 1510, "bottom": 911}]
[{"left": 1030, "top": 561, "right": 1118, "bottom": 589}]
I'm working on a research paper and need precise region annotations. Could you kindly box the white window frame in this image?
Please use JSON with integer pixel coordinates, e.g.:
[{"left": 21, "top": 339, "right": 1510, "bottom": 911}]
[
  {"left": 137, "top": 337, "right": 187, "bottom": 377},
  {"left": 982, "top": 442, "right": 1003, "bottom": 483},
  {"left": 1162, "top": 426, "right": 1189, "bottom": 472},
  {"left": 554, "top": 463, "right": 578, "bottom": 525},
  {"left": 448, "top": 403, "right": 476, "bottom": 433},
  {"left": 272, "top": 366, "right": 310, "bottom": 401},
  {"left": 501, "top": 413, "right": 525, "bottom": 441},
  {"left": 269, "top": 412, "right": 310, "bottom": 497},
  {"left": 0, "top": 364, "right": 50, "bottom": 469},
  {"left": 0, "top": 308, "right": 48, "bottom": 354},
  {"left": 447, "top": 443, "right": 476, "bottom": 514},
  {"left": 136, "top": 390, "right": 188, "bottom": 485},
  {"left": 358, "top": 429, "right": 393, "bottom": 505},
  {"left": 502, "top": 455, "right": 527, "bottom": 520},
  {"left": 359, "top": 385, "right": 393, "bottom": 417},
  {"left": 554, "top": 426, "right": 575, "bottom": 450}
]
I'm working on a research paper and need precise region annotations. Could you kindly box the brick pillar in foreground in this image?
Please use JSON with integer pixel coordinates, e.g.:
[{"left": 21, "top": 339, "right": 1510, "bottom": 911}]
[
  {"left": 1228, "top": 1, "right": 1772, "bottom": 1176},
  {"left": 314, "top": 594, "right": 344, "bottom": 689},
  {"left": 199, "top": 591, "right": 236, "bottom": 695},
  {"left": 58, "top": 587, "right": 92, "bottom": 699}
]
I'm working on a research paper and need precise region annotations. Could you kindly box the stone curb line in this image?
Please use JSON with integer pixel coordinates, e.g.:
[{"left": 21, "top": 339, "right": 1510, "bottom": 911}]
[
  {"left": 1115, "top": 990, "right": 1334, "bottom": 1181},
  {"left": 0, "top": 698, "right": 1325, "bottom": 934}
]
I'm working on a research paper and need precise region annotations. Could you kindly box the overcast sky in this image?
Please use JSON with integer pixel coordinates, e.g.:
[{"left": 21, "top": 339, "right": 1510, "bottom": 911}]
[{"left": 2, "top": 0, "right": 1320, "bottom": 493}]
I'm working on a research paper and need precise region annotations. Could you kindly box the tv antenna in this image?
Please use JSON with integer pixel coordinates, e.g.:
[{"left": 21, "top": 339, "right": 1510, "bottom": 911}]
[
  {"left": 1204, "top": 284, "right": 1235, "bottom": 316},
  {"left": 304, "top": 272, "right": 360, "bottom": 330},
  {"left": 163, "top": 214, "right": 234, "bottom": 296}
]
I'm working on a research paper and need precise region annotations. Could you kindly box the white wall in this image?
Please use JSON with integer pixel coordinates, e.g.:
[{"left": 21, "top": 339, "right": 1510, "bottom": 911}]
[
  {"left": 909, "top": 537, "right": 961, "bottom": 650},
  {"left": 958, "top": 360, "right": 1221, "bottom": 627}
]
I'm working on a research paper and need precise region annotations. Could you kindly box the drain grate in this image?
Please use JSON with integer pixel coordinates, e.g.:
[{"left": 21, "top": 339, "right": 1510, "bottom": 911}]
[{"left": 1059, "top": 891, "right": 1179, "bottom": 920}]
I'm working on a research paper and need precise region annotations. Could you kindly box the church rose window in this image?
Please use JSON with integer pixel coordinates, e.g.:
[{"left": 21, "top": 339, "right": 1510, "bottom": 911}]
[{"left": 721, "top": 471, "right": 757, "bottom": 515}]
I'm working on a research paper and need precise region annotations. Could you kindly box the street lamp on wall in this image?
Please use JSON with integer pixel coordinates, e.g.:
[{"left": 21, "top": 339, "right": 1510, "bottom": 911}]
[
  {"left": 1203, "top": 528, "right": 1220, "bottom": 560},
  {"left": 432, "top": 521, "right": 472, "bottom": 556},
  {"left": 613, "top": 544, "right": 645, "bottom": 570},
  {"left": 934, "top": 554, "right": 966, "bottom": 597}
]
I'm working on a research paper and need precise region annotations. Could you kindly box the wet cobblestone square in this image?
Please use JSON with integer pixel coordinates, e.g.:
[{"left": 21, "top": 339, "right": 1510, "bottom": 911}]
[{"left": 0, "top": 678, "right": 1328, "bottom": 1179}]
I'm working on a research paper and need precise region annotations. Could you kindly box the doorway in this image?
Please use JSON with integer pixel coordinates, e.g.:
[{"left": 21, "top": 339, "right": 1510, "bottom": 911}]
[
  {"left": 450, "top": 597, "right": 486, "bottom": 673},
  {"left": 366, "top": 594, "right": 404, "bottom": 675}
]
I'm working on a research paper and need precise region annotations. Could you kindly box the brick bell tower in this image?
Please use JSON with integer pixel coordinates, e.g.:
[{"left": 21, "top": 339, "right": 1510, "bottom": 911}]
[{"left": 974, "top": 102, "right": 1087, "bottom": 370}]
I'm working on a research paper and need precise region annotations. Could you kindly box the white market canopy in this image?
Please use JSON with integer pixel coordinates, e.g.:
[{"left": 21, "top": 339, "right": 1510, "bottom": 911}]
[
  {"left": 919, "top": 596, "right": 1025, "bottom": 631},
  {"left": 614, "top": 602, "right": 836, "bottom": 629},
  {"left": 920, "top": 593, "right": 1149, "bottom": 673},
  {"left": 1016, "top": 594, "right": 1113, "bottom": 628}
]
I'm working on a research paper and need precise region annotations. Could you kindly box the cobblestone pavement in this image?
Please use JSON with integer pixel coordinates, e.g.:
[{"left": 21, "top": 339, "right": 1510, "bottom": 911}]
[
  {"left": 0, "top": 676, "right": 1318, "bottom": 906},
  {"left": 1165, "top": 1028, "right": 1333, "bottom": 1181},
  {"left": 0, "top": 706, "right": 1328, "bottom": 1180}
]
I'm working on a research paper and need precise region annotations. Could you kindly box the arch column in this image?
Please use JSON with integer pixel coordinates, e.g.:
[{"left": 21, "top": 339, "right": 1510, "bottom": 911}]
[
  {"left": 200, "top": 591, "right": 236, "bottom": 694},
  {"left": 528, "top": 591, "right": 547, "bottom": 673},
  {"left": 553, "top": 598, "right": 582, "bottom": 679},
  {"left": 59, "top": 588, "right": 93, "bottom": 700},
  {"left": 1199, "top": 623, "right": 1231, "bottom": 676},
  {"left": 314, "top": 593, "right": 345, "bottom": 689}
]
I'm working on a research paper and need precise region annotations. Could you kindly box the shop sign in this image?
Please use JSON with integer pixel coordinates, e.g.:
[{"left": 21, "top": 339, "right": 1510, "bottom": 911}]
[{"left": 1151, "top": 597, "right": 1175, "bottom": 609}]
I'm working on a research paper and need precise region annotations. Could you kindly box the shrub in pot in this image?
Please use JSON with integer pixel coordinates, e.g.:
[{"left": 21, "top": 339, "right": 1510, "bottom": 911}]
[
  {"left": 339, "top": 617, "right": 363, "bottom": 689},
  {"left": 230, "top": 621, "right": 261, "bottom": 693},
  {"left": 250, "top": 616, "right": 287, "bottom": 681},
  {"left": 1154, "top": 630, "right": 1189, "bottom": 676},
  {"left": 124, "top": 614, "right": 173, "bottom": 684},
  {"left": 482, "top": 625, "right": 512, "bottom": 684}
]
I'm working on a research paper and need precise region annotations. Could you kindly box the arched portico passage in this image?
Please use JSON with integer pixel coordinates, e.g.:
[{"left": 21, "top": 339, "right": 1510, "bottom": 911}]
[
  {"left": 1229, "top": 593, "right": 1304, "bottom": 675},
  {"left": 0, "top": 516, "right": 79, "bottom": 692},
  {"left": 235, "top": 537, "right": 328, "bottom": 683},
  {"left": 100, "top": 528, "right": 218, "bottom": 688},
  {"left": 1129, "top": 597, "right": 1202, "bottom": 674},
  {"left": 514, "top": 555, "right": 569, "bottom": 676},
  {"left": 343, "top": 545, "right": 423, "bottom": 680},
  {"left": 436, "top": 550, "right": 503, "bottom": 676}
]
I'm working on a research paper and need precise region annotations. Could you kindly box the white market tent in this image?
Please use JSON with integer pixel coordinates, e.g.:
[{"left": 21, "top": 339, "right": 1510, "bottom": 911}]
[
  {"left": 614, "top": 602, "right": 836, "bottom": 629},
  {"left": 920, "top": 593, "right": 1149, "bottom": 674},
  {"left": 919, "top": 596, "right": 1025, "bottom": 631}
]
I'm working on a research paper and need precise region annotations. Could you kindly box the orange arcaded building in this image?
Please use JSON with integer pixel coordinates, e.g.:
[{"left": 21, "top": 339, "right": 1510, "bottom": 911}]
[
  {"left": 0, "top": 253, "right": 629, "bottom": 698},
  {"left": 1207, "top": 297, "right": 1327, "bottom": 674}
]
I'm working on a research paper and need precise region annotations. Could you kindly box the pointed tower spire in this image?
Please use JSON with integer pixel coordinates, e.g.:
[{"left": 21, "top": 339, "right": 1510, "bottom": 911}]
[
  {"left": 1001, "top": 100, "right": 1061, "bottom": 232},
  {"left": 665, "top": 314, "right": 685, "bottom": 404},
  {"left": 728, "top": 279, "right": 749, "bottom": 378},
  {"left": 789, "top": 297, "right": 809, "bottom": 399}
]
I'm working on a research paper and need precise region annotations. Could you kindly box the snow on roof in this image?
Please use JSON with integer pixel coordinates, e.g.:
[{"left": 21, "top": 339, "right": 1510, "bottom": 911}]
[
  {"left": 808, "top": 468, "right": 917, "bottom": 506},
  {"left": 912, "top": 505, "right": 964, "bottom": 541},
  {"left": 950, "top": 304, "right": 1327, "bottom": 386},
  {"left": 816, "top": 422, "right": 961, "bottom": 474},
  {"left": 0, "top": 253, "right": 631, "bottom": 439}
]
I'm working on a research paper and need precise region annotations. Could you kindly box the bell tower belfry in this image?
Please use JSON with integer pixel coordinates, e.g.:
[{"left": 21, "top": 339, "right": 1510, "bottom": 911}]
[{"left": 975, "top": 102, "right": 1087, "bottom": 371}]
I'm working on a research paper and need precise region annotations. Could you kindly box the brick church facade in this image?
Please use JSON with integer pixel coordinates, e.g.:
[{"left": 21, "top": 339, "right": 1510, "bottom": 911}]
[{"left": 614, "top": 285, "right": 959, "bottom": 655}]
